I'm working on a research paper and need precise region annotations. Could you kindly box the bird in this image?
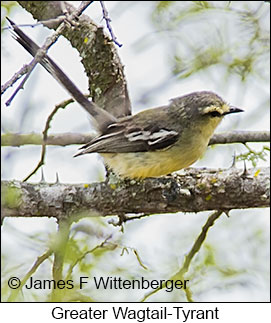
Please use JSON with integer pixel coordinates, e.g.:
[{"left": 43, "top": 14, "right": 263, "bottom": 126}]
[{"left": 7, "top": 18, "right": 243, "bottom": 179}]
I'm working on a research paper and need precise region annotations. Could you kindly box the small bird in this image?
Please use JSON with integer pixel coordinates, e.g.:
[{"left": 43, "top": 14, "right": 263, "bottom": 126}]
[
  {"left": 75, "top": 91, "right": 243, "bottom": 178},
  {"left": 8, "top": 19, "right": 243, "bottom": 179}
]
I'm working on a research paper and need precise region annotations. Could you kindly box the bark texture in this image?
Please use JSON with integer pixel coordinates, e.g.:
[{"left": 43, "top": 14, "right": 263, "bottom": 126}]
[
  {"left": 18, "top": 1, "right": 131, "bottom": 118},
  {"left": 2, "top": 167, "right": 269, "bottom": 220}
]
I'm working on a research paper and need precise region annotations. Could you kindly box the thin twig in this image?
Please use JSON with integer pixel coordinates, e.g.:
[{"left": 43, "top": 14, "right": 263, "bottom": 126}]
[
  {"left": 1, "top": 64, "right": 29, "bottom": 95},
  {"left": 175, "top": 210, "right": 223, "bottom": 276},
  {"left": 23, "top": 98, "right": 74, "bottom": 182},
  {"left": 100, "top": 1, "right": 122, "bottom": 47},
  {"left": 141, "top": 210, "right": 223, "bottom": 302},
  {"left": 120, "top": 213, "right": 151, "bottom": 224},
  {"left": 243, "top": 142, "right": 258, "bottom": 154},
  {"left": 77, "top": 1, "right": 94, "bottom": 13},
  {"left": 65, "top": 235, "right": 112, "bottom": 281},
  {"left": 184, "top": 285, "right": 194, "bottom": 302},
  {"left": 2, "top": 16, "right": 70, "bottom": 31},
  {"left": 2, "top": 22, "right": 44, "bottom": 31},
  {"left": 5, "top": 56, "right": 41, "bottom": 106},
  {"left": 5, "top": 1, "right": 93, "bottom": 106},
  {"left": 7, "top": 248, "right": 53, "bottom": 302}
]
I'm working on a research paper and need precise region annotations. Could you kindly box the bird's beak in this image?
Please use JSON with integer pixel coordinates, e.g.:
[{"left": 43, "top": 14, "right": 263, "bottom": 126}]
[{"left": 223, "top": 106, "right": 244, "bottom": 115}]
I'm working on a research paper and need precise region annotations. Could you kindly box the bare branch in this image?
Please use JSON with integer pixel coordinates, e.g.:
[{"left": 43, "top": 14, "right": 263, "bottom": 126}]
[
  {"left": 65, "top": 235, "right": 112, "bottom": 281},
  {"left": 1, "top": 132, "right": 93, "bottom": 147},
  {"left": 1, "top": 64, "right": 29, "bottom": 95},
  {"left": 7, "top": 248, "right": 53, "bottom": 302},
  {"left": 209, "top": 131, "right": 270, "bottom": 145},
  {"left": 23, "top": 98, "right": 74, "bottom": 182},
  {"left": 5, "top": 57, "right": 40, "bottom": 106},
  {"left": 175, "top": 210, "right": 223, "bottom": 276},
  {"left": 100, "top": 1, "right": 122, "bottom": 47},
  {"left": 5, "top": 2, "right": 93, "bottom": 107},
  {"left": 17, "top": 1, "right": 131, "bottom": 117},
  {"left": 2, "top": 131, "right": 269, "bottom": 147},
  {"left": 141, "top": 210, "right": 223, "bottom": 302},
  {"left": 2, "top": 167, "right": 269, "bottom": 220}
]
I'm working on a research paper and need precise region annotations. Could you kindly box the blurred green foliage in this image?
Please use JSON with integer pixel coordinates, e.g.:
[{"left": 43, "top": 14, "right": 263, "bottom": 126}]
[
  {"left": 1, "top": 1, "right": 17, "bottom": 29},
  {"left": 150, "top": 1, "right": 270, "bottom": 83},
  {"left": 236, "top": 144, "right": 270, "bottom": 167}
]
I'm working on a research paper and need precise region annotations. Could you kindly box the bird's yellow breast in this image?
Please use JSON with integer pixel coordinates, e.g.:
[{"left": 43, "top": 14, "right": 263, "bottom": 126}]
[{"left": 101, "top": 116, "right": 221, "bottom": 178}]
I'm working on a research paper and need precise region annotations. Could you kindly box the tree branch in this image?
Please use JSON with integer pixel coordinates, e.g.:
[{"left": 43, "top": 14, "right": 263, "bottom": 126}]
[
  {"left": 22, "top": 98, "right": 74, "bottom": 182},
  {"left": 7, "top": 248, "right": 53, "bottom": 302},
  {"left": 50, "top": 218, "right": 72, "bottom": 302},
  {"left": 2, "top": 130, "right": 269, "bottom": 147},
  {"left": 5, "top": 3, "right": 91, "bottom": 106},
  {"left": 17, "top": 1, "right": 131, "bottom": 118},
  {"left": 141, "top": 210, "right": 223, "bottom": 302},
  {"left": 209, "top": 131, "right": 270, "bottom": 145},
  {"left": 1, "top": 167, "right": 269, "bottom": 220},
  {"left": 1, "top": 64, "right": 30, "bottom": 95},
  {"left": 100, "top": 1, "right": 122, "bottom": 47},
  {"left": 1, "top": 132, "right": 92, "bottom": 147}
]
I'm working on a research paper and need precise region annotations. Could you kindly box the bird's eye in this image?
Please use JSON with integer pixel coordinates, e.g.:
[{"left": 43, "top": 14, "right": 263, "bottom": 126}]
[{"left": 209, "top": 111, "right": 221, "bottom": 118}]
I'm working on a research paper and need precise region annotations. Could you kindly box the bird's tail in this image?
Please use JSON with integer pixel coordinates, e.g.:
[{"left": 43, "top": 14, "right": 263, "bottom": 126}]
[{"left": 7, "top": 17, "right": 116, "bottom": 132}]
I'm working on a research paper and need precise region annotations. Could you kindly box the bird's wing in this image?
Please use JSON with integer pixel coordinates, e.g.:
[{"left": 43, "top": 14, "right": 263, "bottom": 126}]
[{"left": 75, "top": 109, "right": 180, "bottom": 155}]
